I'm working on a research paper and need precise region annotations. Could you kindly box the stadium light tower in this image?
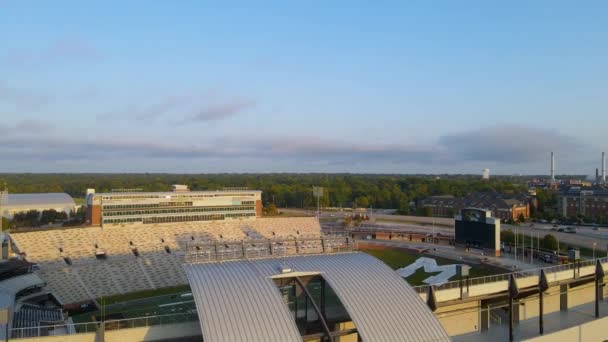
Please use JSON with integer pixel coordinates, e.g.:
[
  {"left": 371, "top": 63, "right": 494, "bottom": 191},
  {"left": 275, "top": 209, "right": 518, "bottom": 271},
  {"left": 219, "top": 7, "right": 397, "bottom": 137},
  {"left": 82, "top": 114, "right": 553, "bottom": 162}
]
[
  {"left": 0, "top": 182, "right": 7, "bottom": 224},
  {"left": 312, "top": 186, "right": 324, "bottom": 217}
]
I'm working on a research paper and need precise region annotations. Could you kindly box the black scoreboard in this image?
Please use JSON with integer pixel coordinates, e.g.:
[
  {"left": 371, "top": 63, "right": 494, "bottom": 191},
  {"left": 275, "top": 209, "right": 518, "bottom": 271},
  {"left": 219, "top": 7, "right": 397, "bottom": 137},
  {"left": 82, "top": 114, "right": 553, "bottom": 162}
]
[{"left": 455, "top": 208, "right": 499, "bottom": 251}]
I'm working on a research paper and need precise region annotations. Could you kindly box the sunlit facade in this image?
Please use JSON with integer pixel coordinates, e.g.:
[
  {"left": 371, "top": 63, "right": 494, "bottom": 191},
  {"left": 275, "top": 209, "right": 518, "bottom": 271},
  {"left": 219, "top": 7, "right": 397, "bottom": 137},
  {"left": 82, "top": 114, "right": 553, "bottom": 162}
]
[{"left": 86, "top": 189, "right": 262, "bottom": 226}]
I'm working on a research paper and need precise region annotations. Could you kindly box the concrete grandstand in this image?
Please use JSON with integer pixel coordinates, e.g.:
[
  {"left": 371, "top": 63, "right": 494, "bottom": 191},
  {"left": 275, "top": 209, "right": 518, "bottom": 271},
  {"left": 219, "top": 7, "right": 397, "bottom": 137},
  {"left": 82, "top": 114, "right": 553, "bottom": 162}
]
[{"left": 9, "top": 217, "right": 327, "bottom": 305}]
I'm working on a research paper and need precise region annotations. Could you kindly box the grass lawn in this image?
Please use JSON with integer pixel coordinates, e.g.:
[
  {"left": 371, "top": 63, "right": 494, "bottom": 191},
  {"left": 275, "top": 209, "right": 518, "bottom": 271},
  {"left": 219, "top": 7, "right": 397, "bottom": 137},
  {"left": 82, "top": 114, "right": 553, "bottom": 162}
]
[
  {"left": 98, "top": 285, "right": 191, "bottom": 305},
  {"left": 71, "top": 285, "right": 193, "bottom": 325},
  {"left": 360, "top": 245, "right": 504, "bottom": 285},
  {"left": 405, "top": 268, "right": 440, "bottom": 286},
  {"left": 361, "top": 248, "right": 420, "bottom": 269}
]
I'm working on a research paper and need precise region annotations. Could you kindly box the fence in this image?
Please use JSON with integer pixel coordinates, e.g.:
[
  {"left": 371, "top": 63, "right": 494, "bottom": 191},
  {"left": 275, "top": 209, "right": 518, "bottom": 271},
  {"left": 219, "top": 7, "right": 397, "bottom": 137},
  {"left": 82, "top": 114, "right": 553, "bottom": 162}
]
[
  {"left": 10, "top": 321, "right": 100, "bottom": 339},
  {"left": 8, "top": 312, "right": 199, "bottom": 339},
  {"left": 184, "top": 236, "right": 357, "bottom": 263},
  {"left": 413, "top": 256, "right": 608, "bottom": 294}
]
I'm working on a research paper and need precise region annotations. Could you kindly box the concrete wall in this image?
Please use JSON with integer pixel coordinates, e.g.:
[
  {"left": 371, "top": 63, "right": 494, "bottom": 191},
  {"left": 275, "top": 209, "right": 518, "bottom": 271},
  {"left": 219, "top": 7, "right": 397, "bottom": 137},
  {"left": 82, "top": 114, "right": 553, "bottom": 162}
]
[
  {"left": 523, "top": 315, "right": 608, "bottom": 342},
  {"left": 12, "top": 333, "right": 97, "bottom": 342},
  {"left": 567, "top": 282, "right": 596, "bottom": 309},
  {"left": 435, "top": 300, "right": 480, "bottom": 336},
  {"left": 10, "top": 322, "right": 201, "bottom": 342},
  {"left": 518, "top": 285, "right": 562, "bottom": 320}
]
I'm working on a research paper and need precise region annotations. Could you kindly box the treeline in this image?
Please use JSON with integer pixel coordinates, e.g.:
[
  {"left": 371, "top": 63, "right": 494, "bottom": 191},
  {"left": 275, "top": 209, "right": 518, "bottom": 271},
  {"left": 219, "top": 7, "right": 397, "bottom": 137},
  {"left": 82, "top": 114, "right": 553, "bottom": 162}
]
[
  {"left": 6, "top": 207, "right": 86, "bottom": 231},
  {"left": 0, "top": 174, "right": 527, "bottom": 213}
]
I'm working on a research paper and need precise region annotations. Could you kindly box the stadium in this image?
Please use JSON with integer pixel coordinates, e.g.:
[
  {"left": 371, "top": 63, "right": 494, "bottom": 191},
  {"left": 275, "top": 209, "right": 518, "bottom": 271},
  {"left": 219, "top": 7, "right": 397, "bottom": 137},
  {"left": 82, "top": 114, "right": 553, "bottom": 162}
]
[
  {"left": 0, "top": 187, "right": 450, "bottom": 341},
  {"left": 1, "top": 187, "right": 607, "bottom": 341}
]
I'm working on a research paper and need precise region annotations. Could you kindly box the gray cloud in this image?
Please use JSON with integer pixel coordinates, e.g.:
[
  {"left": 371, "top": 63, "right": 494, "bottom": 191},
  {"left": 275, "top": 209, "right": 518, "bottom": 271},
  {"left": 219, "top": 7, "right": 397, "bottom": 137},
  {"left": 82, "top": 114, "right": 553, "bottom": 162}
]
[
  {"left": 0, "top": 83, "right": 52, "bottom": 108},
  {"left": 100, "top": 94, "right": 255, "bottom": 123},
  {"left": 3, "top": 39, "right": 102, "bottom": 65},
  {"left": 187, "top": 98, "right": 256, "bottom": 122},
  {"left": 0, "top": 125, "right": 587, "bottom": 172},
  {"left": 438, "top": 125, "right": 583, "bottom": 163}
]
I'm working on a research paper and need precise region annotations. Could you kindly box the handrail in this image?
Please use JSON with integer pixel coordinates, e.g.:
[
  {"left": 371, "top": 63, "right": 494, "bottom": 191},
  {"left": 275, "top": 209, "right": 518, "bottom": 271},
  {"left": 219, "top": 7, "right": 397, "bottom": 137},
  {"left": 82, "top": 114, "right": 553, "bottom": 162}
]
[
  {"left": 412, "top": 256, "right": 608, "bottom": 294},
  {"left": 8, "top": 312, "right": 199, "bottom": 339}
]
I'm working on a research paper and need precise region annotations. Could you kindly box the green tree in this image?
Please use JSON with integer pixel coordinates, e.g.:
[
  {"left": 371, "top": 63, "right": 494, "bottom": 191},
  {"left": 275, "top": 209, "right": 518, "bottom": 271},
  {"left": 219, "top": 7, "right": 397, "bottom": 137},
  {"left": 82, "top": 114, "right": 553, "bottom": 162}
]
[
  {"left": 1, "top": 218, "right": 10, "bottom": 231},
  {"left": 355, "top": 196, "right": 369, "bottom": 208},
  {"left": 501, "top": 230, "right": 515, "bottom": 244},
  {"left": 542, "top": 234, "right": 558, "bottom": 251},
  {"left": 263, "top": 204, "right": 279, "bottom": 216}
]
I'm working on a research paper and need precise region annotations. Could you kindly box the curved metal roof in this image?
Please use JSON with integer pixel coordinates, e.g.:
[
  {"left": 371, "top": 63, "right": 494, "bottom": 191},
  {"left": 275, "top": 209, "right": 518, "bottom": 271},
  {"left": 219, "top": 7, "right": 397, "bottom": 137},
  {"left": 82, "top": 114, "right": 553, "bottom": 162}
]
[
  {"left": 5, "top": 193, "right": 75, "bottom": 209},
  {"left": 184, "top": 252, "right": 450, "bottom": 342}
]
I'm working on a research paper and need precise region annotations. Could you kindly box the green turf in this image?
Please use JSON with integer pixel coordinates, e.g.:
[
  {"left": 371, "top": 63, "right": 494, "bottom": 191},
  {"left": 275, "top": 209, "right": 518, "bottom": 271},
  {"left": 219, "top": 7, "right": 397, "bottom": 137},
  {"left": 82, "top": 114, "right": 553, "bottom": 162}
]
[
  {"left": 361, "top": 248, "right": 420, "bottom": 269},
  {"left": 405, "top": 268, "right": 441, "bottom": 286},
  {"left": 71, "top": 286, "right": 194, "bottom": 325},
  {"left": 98, "top": 285, "right": 191, "bottom": 305},
  {"left": 360, "top": 246, "right": 504, "bottom": 285}
]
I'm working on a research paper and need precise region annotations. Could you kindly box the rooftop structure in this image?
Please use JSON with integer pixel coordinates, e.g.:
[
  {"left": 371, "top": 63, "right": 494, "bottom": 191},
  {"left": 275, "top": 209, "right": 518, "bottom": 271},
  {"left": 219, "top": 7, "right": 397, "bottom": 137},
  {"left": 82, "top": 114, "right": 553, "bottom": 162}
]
[
  {"left": 0, "top": 193, "right": 76, "bottom": 219},
  {"left": 184, "top": 252, "right": 450, "bottom": 342}
]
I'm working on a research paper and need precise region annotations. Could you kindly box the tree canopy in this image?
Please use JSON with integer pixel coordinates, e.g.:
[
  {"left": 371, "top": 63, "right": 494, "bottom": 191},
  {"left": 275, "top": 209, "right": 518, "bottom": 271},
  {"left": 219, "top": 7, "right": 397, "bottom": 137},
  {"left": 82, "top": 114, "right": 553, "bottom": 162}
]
[{"left": 0, "top": 173, "right": 529, "bottom": 213}]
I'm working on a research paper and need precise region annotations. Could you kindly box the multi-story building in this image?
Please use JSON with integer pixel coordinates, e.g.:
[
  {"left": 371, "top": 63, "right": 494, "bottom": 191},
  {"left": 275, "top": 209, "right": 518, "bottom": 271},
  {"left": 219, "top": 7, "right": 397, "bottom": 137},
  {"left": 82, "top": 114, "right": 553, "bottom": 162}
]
[
  {"left": 559, "top": 187, "right": 608, "bottom": 222},
  {"left": 419, "top": 192, "right": 530, "bottom": 222},
  {"left": 86, "top": 186, "right": 262, "bottom": 226}
]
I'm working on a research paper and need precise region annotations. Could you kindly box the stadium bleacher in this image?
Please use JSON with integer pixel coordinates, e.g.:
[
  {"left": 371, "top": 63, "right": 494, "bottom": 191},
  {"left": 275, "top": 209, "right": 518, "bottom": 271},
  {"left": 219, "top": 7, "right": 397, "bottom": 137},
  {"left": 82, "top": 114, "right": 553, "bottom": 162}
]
[
  {"left": 11, "top": 303, "right": 64, "bottom": 338},
  {"left": 10, "top": 217, "right": 324, "bottom": 304}
]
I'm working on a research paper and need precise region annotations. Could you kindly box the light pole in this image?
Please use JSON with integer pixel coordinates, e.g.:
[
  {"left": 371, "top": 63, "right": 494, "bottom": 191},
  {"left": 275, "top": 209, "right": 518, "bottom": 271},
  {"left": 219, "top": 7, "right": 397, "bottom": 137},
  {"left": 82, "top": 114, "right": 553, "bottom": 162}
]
[{"left": 432, "top": 218, "right": 435, "bottom": 245}]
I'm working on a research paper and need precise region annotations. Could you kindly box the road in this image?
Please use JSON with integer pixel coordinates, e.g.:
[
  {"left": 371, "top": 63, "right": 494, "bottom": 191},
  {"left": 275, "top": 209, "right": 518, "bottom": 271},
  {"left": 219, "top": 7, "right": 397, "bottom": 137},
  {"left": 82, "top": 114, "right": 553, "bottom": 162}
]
[{"left": 281, "top": 207, "right": 608, "bottom": 253}]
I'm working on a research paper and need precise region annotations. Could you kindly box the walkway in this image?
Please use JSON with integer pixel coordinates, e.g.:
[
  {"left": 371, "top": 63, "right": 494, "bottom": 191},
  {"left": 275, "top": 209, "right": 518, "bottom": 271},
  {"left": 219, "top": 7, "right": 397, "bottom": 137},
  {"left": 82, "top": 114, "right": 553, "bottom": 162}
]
[{"left": 453, "top": 299, "right": 608, "bottom": 342}]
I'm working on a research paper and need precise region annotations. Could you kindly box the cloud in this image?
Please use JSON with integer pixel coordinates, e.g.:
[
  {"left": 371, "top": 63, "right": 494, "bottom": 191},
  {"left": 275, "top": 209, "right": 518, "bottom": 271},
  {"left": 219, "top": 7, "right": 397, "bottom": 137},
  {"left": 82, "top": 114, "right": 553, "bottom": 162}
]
[
  {"left": 437, "top": 125, "right": 583, "bottom": 163},
  {"left": 0, "top": 83, "right": 52, "bottom": 108},
  {"left": 0, "top": 124, "right": 588, "bottom": 173},
  {"left": 0, "top": 120, "right": 54, "bottom": 136},
  {"left": 187, "top": 98, "right": 256, "bottom": 122},
  {"left": 3, "top": 39, "right": 102, "bottom": 65},
  {"left": 100, "top": 93, "right": 256, "bottom": 123}
]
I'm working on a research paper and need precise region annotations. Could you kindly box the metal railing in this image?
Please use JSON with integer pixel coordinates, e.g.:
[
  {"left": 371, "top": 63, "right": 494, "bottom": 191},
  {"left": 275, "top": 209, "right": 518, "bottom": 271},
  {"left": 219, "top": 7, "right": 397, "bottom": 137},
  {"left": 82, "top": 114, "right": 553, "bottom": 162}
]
[
  {"left": 8, "top": 312, "right": 199, "bottom": 339},
  {"left": 413, "top": 256, "right": 608, "bottom": 294},
  {"left": 104, "top": 312, "right": 199, "bottom": 331},
  {"left": 184, "top": 236, "right": 357, "bottom": 263},
  {"left": 10, "top": 321, "right": 100, "bottom": 339}
]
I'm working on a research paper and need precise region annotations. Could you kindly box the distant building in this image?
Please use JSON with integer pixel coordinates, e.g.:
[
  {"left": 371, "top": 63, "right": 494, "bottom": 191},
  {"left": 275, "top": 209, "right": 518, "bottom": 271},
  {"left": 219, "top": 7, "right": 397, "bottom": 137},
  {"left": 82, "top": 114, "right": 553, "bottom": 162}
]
[
  {"left": 419, "top": 192, "right": 530, "bottom": 222},
  {"left": 558, "top": 187, "right": 608, "bottom": 222},
  {"left": 455, "top": 208, "right": 501, "bottom": 256},
  {"left": 0, "top": 193, "right": 76, "bottom": 219},
  {"left": 86, "top": 187, "right": 262, "bottom": 226},
  {"left": 482, "top": 168, "right": 490, "bottom": 180}
]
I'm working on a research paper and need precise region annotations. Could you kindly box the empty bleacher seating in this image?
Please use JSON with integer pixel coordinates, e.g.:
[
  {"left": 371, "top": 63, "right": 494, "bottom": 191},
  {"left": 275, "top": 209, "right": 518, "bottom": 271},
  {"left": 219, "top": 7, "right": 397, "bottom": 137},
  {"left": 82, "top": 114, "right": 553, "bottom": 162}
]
[
  {"left": 11, "top": 303, "right": 64, "bottom": 338},
  {"left": 10, "top": 217, "right": 323, "bottom": 304}
]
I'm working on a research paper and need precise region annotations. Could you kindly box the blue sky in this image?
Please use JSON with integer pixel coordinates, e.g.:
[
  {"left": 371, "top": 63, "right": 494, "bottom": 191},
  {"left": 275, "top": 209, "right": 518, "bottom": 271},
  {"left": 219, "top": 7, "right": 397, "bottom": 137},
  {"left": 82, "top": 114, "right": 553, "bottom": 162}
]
[{"left": 1, "top": 1, "right": 607, "bottom": 174}]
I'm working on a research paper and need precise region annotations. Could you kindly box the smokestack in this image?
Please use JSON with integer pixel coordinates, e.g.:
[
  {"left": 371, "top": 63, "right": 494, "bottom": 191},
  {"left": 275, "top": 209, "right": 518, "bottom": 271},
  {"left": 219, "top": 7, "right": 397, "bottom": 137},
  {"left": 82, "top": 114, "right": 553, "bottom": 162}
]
[
  {"left": 596, "top": 168, "right": 600, "bottom": 184},
  {"left": 551, "top": 152, "right": 555, "bottom": 182},
  {"left": 603, "top": 152, "right": 606, "bottom": 184}
]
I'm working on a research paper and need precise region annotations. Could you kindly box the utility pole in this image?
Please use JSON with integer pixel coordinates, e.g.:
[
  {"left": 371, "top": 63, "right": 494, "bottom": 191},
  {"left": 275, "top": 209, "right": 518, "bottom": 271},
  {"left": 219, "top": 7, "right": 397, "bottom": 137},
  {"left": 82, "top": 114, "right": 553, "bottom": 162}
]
[
  {"left": 432, "top": 218, "right": 435, "bottom": 245},
  {"left": 515, "top": 228, "right": 518, "bottom": 262}
]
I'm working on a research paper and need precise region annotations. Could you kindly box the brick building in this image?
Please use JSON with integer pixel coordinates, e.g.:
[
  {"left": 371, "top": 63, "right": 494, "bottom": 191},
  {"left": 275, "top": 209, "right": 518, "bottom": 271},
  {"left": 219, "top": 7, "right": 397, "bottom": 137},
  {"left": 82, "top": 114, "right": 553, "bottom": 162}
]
[
  {"left": 559, "top": 187, "right": 608, "bottom": 222},
  {"left": 419, "top": 192, "right": 530, "bottom": 222}
]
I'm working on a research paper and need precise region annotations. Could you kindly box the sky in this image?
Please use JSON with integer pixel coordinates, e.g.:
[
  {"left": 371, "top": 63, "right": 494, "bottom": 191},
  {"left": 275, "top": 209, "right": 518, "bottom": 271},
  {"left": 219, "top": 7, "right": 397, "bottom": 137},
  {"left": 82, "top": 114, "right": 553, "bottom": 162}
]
[{"left": 1, "top": 1, "right": 607, "bottom": 175}]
